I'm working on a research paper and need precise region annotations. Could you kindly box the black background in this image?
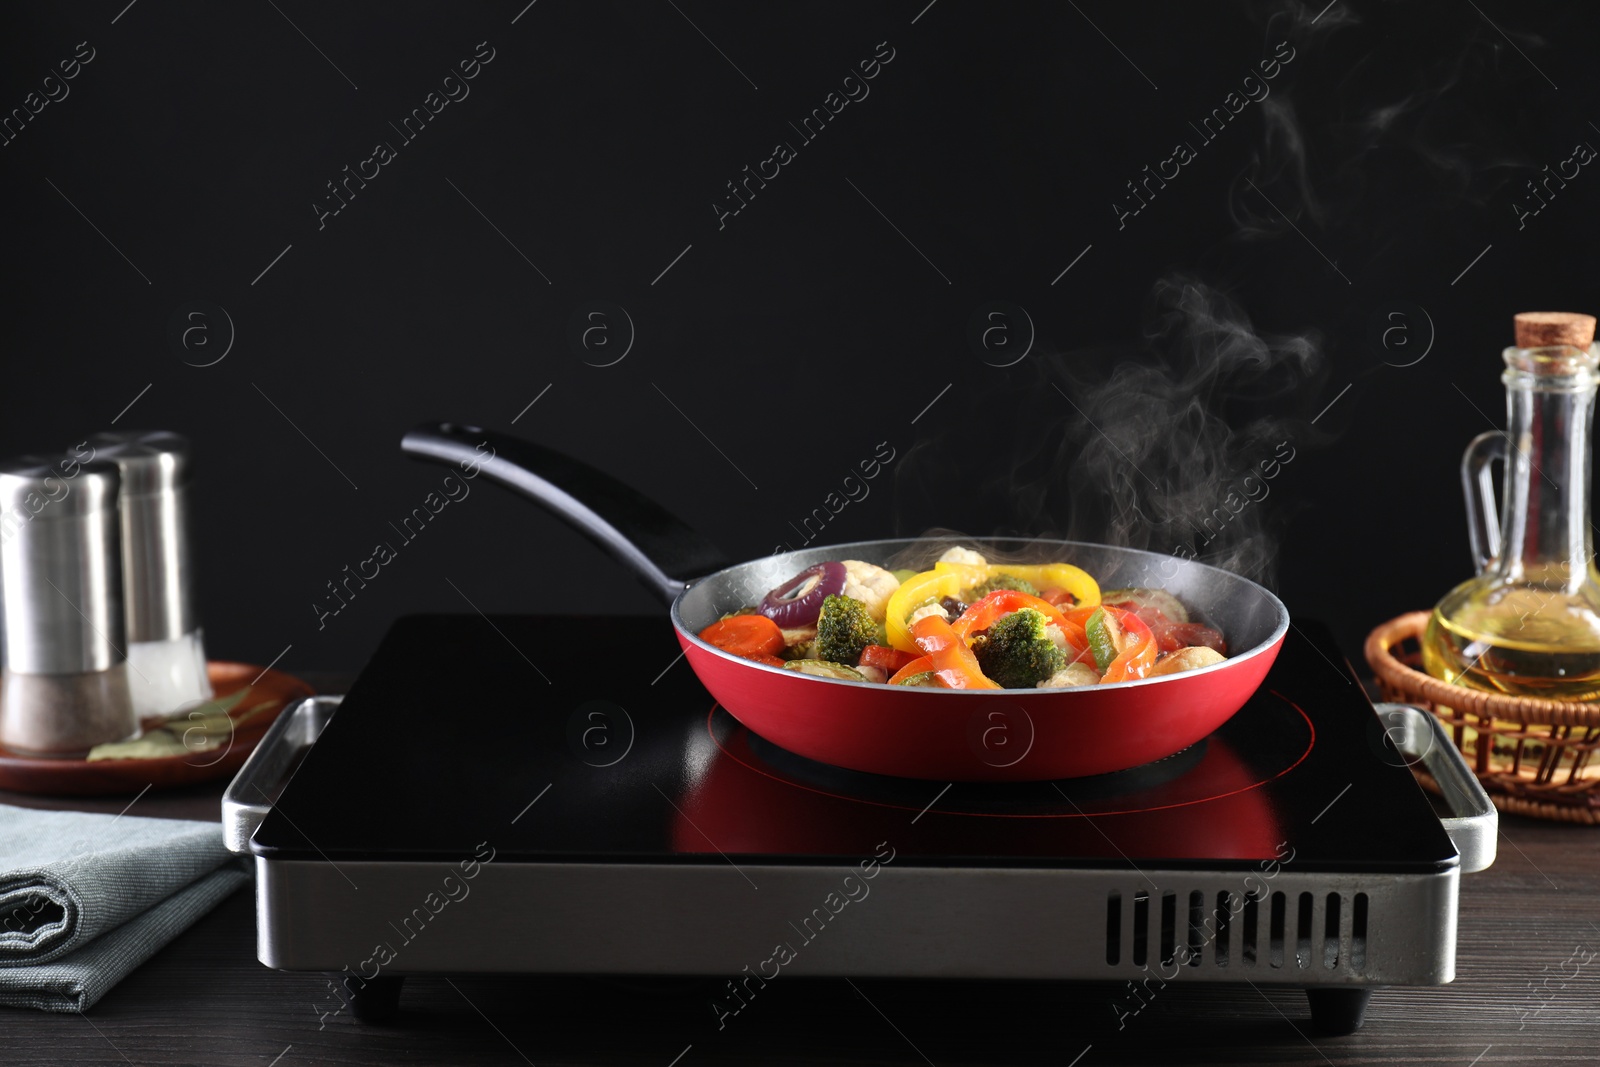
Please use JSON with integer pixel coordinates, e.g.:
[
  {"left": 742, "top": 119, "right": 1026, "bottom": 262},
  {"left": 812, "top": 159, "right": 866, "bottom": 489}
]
[{"left": 3, "top": 1, "right": 1598, "bottom": 675}]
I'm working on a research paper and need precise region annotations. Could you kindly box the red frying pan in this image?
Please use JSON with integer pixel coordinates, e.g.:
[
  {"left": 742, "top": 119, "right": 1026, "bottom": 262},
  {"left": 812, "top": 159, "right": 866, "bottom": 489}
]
[{"left": 402, "top": 422, "right": 1289, "bottom": 782}]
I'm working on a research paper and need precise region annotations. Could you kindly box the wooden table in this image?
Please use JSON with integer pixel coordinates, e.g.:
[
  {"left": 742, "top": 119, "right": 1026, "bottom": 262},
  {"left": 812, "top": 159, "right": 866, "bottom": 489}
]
[{"left": 4, "top": 674, "right": 1596, "bottom": 1066}]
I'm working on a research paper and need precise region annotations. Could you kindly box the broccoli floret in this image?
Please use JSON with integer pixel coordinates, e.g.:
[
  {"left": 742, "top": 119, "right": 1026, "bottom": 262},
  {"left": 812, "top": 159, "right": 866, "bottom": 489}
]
[
  {"left": 965, "top": 573, "right": 1040, "bottom": 599},
  {"left": 815, "top": 594, "right": 881, "bottom": 664},
  {"left": 973, "top": 607, "right": 1065, "bottom": 688}
]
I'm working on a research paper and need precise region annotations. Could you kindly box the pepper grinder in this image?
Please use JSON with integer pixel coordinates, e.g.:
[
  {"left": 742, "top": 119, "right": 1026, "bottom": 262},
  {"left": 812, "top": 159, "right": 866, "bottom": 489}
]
[
  {"left": 0, "top": 455, "right": 138, "bottom": 756},
  {"left": 85, "top": 431, "right": 212, "bottom": 716}
]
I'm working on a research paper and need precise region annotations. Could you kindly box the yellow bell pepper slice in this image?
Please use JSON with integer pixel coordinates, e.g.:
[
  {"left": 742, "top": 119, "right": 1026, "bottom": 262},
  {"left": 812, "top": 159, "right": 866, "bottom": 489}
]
[
  {"left": 884, "top": 561, "right": 1101, "bottom": 652},
  {"left": 884, "top": 567, "right": 967, "bottom": 652},
  {"left": 940, "top": 561, "right": 1101, "bottom": 610}
]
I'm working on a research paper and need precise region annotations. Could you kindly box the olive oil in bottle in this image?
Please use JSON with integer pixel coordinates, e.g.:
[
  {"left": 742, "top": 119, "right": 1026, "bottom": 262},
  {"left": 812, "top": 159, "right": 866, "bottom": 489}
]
[{"left": 1422, "top": 584, "right": 1600, "bottom": 701}]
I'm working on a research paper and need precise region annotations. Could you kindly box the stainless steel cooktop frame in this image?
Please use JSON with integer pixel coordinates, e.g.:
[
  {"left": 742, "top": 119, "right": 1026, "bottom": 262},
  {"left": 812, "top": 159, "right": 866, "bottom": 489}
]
[{"left": 227, "top": 698, "right": 1493, "bottom": 990}]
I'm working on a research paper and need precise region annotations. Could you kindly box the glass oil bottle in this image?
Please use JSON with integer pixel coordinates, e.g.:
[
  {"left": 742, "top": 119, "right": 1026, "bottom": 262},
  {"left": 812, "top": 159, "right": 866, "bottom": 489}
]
[{"left": 1422, "top": 312, "right": 1600, "bottom": 699}]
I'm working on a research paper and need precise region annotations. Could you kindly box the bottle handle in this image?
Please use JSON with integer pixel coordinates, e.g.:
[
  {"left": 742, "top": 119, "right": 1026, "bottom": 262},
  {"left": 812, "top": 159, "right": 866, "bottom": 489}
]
[{"left": 1461, "top": 431, "right": 1506, "bottom": 575}]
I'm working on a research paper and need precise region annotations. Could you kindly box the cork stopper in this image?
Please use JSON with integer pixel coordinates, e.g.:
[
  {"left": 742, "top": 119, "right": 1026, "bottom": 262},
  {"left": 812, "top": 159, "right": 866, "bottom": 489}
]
[{"left": 1514, "top": 312, "right": 1596, "bottom": 349}]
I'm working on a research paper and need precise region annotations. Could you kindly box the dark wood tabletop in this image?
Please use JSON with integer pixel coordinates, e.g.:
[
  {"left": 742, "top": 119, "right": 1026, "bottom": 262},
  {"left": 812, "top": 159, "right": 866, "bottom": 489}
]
[{"left": 4, "top": 673, "right": 1597, "bottom": 1067}]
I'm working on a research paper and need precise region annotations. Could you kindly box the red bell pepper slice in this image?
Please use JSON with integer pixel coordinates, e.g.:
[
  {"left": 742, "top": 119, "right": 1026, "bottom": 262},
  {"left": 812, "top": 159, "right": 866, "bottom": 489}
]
[
  {"left": 1109, "top": 601, "right": 1228, "bottom": 656},
  {"left": 911, "top": 616, "right": 1000, "bottom": 689},
  {"left": 1101, "top": 610, "right": 1157, "bottom": 683},
  {"left": 861, "top": 644, "right": 920, "bottom": 676}
]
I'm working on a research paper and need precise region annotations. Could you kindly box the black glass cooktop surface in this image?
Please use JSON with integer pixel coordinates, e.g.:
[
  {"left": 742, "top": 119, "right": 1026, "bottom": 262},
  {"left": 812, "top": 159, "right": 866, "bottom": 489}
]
[{"left": 253, "top": 614, "right": 1457, "bottom": 873}]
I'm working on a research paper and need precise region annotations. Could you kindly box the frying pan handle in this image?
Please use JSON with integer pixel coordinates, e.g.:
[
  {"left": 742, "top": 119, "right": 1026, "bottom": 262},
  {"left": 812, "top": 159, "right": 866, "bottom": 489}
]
[
  {"left": 401, "top": 421, "right": 730, "bottom": 606},
  {"left": 1373, "top": 702, "right": 1498, "bottom": 874}
]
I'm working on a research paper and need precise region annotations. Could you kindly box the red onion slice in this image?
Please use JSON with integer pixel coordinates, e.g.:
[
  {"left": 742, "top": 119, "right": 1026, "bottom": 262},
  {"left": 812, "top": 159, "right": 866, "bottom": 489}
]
[{"left": 759, "top": 561, "right": 847, "bottom": 628}]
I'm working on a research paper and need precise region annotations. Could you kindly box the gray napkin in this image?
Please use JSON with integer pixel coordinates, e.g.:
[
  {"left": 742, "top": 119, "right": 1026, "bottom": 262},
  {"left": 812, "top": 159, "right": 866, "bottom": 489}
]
[{"left": 0, "top": 803, "right": 248, "bottom": 1012}]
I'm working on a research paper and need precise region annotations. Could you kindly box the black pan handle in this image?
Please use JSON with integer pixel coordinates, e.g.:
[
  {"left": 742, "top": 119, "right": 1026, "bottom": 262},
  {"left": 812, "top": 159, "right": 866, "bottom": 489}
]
[{"left": 400, "top": 421, "right": 731, "bottom": 605}]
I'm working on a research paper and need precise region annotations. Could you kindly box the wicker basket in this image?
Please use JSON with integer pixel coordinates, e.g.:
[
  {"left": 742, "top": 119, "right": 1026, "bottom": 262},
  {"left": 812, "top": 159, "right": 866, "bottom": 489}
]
[{"left": 1366, "top": 612, "right": 1600, "bottom": 823}]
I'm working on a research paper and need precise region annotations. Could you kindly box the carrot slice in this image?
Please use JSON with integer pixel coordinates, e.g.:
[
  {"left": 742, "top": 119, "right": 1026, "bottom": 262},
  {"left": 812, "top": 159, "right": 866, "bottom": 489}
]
[{"left": 698, "top": 614, "right": 785, "bottom": 659}]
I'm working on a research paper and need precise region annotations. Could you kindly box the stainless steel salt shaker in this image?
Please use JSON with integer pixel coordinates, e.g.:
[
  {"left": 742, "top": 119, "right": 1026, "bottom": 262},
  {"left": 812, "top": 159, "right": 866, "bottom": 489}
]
[
  {"left": 0, "top": 453, "right": 138, "bottom": 755},
  {"left": 84, "top": 431, "right": 212, "bottom": 716}
]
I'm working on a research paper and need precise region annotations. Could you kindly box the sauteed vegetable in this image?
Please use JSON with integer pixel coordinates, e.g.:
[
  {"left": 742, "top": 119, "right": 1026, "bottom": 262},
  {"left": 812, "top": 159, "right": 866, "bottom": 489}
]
[{"left": 697, "top": 547, "right": 1228, "bottom": 688}]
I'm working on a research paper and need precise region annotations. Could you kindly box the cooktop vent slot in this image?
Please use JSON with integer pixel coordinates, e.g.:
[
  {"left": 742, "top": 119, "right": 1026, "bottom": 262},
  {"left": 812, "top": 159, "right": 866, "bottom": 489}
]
[
  {"left": 1324, "top": 893, "right": 1342, "bottom": 969},
  {"left": 1105, "top": 890, "right": 1121, "bottom": 965},
  {"left": 1186, "top": 890, "right": 1205, "bottom": 966},
  {"left": 1242, "top": 891, "right": 1260, "bottom": 965},
  {"left": 1214, "top": 891, "right": 1232, "bottom": 967},
  {"left": 1295, "top": 891, "right": 1314, "bottom": 968},
  {"left": 1158, "top": 890, "right": 1177, "bottom": 969},
  {"left": 1268, "top": 891, "right": 1286, "bottom": 967},
  {"left": 1352, "top": 892, "right": 1369, "bottom": 971},
  {"left": 1131, "top": 890, "right": 1149, "bottom": 967}
]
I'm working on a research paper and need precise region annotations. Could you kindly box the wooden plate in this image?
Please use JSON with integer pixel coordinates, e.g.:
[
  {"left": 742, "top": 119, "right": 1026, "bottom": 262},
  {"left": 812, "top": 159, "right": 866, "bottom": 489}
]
[{"left": 0, "top": 662, "right": 314, "bottom": 796}]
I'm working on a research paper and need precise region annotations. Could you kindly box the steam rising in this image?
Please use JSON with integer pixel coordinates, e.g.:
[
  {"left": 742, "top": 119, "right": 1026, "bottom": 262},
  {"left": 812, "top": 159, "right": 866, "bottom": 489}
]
[
  {"left": 1052, "top": 278, "right": 1319, "bottom": 585},
  {"left": 893, "top": 277, "right": 1322, "bottom": 588},
  {"left": 1234, "top": 2, "right": 1535, "bottom": 238},
  {"left": 890, "top": 1, "right": 1541, "bottom": 589}
]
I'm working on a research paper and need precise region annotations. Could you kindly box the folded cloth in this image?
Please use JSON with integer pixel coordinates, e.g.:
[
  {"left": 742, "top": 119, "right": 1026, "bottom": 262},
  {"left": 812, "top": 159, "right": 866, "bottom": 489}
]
[{"left": 0, "top": 803, "right": 248, "bottom": 1012}]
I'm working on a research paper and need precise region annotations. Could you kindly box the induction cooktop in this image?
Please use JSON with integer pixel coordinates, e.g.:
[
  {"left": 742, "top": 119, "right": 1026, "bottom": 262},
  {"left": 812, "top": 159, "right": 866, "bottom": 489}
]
[{"left": 229, "top": 614, "right": 1495, "bottom": 1036}]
